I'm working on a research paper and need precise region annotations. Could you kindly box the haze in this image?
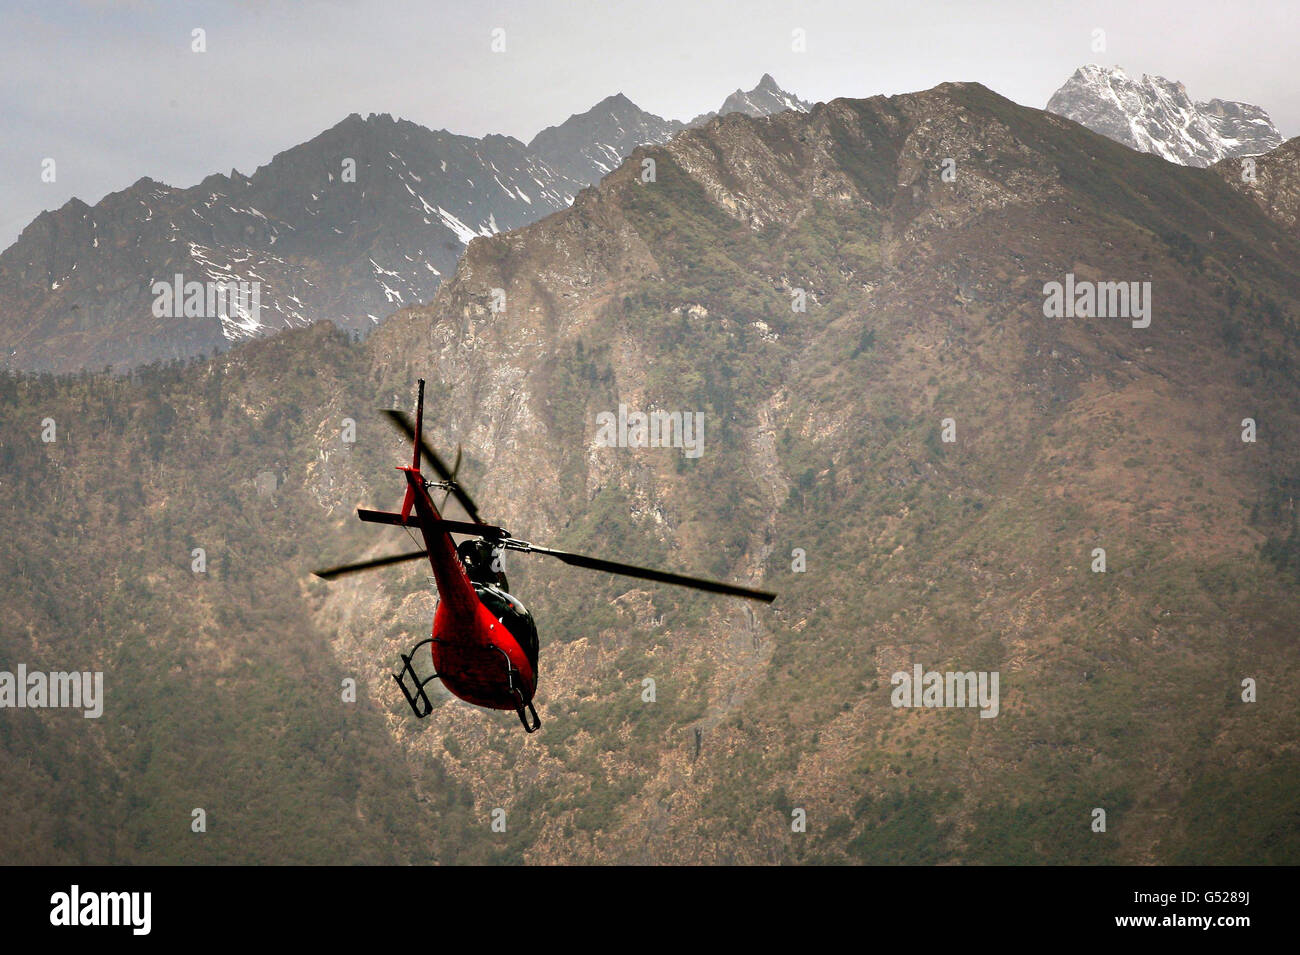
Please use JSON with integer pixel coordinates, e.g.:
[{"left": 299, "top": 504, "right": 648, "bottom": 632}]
[{"left": 3, "top": 0, "right": 1297, "bottom": 249}]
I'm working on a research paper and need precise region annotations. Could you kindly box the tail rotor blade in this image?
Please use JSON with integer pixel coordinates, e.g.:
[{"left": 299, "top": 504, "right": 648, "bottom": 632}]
[
  {"left": 441, "top": 444, "right": 463, "bottom": 511},
  {"left": 382, "top": 410, "right": 484, "bottom": 523}
]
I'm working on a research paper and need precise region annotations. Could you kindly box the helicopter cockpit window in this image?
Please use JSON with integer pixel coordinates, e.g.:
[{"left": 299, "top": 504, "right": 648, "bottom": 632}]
[
  {"left": 474, "top": 583, "right": 539, "bottom": 674},
  {"left": 458, "top": 538, "right": 509, "bottom": 590}
]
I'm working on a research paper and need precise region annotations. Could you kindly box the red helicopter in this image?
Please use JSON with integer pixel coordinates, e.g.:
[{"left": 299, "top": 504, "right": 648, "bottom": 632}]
[{"left": 314, "top": 380, "right": 776, "bottom": 733}]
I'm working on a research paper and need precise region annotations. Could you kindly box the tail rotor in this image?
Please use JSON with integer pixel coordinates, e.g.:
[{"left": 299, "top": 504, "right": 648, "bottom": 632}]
[{"left": 438, "top": 445, "right": 463, "bottom": 512}]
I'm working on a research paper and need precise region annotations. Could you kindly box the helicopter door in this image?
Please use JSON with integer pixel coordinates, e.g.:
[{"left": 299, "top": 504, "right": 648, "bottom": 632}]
[{"left": 475, "top": 584, "right": 539, "bottom": 674}]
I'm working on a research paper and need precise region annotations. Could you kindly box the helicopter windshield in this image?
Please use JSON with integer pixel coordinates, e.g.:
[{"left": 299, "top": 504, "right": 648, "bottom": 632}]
[{"left": 475, "top": 583, "right": 538, "bottom": 674}]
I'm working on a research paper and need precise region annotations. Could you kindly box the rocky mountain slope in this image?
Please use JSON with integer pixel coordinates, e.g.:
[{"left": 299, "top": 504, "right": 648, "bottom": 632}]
[
  {"left": 1215, "top": 137, "right": 1300, "bottom": 236},
  {"left": 0, "top": 77, "right": 806, "bottom": 375},
  {"left": 3, "top": 82, "right": 1299, "bottom": 865},
  {"left": 1047, "top": 64, "right": 1284, "bottom": 167}
]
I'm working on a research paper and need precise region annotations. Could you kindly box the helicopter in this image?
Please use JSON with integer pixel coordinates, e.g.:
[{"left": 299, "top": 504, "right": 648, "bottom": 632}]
[{"left": 313, "top": 380, "right": 776, "bottom": 733}]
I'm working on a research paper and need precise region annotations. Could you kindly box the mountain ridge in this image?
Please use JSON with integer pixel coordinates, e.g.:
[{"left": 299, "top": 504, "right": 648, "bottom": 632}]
[{"left": 0, "top": 76, "right": 809, "bottom": 375}]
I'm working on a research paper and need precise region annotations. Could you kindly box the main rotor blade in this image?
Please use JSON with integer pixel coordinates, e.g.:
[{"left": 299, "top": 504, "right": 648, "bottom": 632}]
[
  {"left": 313, "top": 548, "right": 428, "bottom": 580},
  {"left": 382, "top": 409, "right": 484, "bottom": 524},
  {"left": 521, "top": 544, "right": 776, "bottom": 603}
]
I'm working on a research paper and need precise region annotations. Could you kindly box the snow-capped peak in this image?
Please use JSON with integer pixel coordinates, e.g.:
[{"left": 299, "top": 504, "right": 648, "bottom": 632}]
[{"left": 1046, "top": 64, "right": 1283, "bottom": 167}]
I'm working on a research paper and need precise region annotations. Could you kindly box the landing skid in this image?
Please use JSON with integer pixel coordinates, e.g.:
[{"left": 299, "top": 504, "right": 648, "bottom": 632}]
[{"left": 515, "top": 700, "right": 541, "bottom": 733}]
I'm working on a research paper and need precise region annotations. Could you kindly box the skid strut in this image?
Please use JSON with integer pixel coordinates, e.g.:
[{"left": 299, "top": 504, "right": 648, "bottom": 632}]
[
  {"left": 392, "top": 638, "right": 439, "bottom": 718},
  {"left": 492, "top": 646, "right": 541, "bottom": 733}
]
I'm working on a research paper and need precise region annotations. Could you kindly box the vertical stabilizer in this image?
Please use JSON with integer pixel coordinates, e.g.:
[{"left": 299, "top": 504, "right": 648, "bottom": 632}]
[{"left": 412, "top": 378, "right": 425, "bottom": 472}]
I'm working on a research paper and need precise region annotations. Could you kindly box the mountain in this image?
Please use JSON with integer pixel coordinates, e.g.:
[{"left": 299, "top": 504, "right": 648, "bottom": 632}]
[
  {"left": 528, "top": 93, "right": 685, "bottom": 187},
  {"left": 1046, "top": 64, "right": 1284, "bottom": 167},
  {"left": 4, "top": 82, "right": 1300, "bottom": 865},
  {"left": 691, "top": 73, "right": 812, "bottom": 125},
  {"left": 0, "top": 76, "right": 808, "bottom": 375}
]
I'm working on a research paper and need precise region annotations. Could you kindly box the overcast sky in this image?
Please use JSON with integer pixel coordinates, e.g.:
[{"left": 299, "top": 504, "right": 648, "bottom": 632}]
[{"left": 3, "top": 0, "right": 1298, "bottom": 250}]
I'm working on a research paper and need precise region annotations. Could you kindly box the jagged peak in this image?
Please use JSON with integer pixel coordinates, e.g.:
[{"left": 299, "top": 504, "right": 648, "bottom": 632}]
[
  {"left": 693, "top": 73, "right": 810, "bottom": 127},
  {"left": 197, "top": 171, "right": 230, "bottom": 192}
]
